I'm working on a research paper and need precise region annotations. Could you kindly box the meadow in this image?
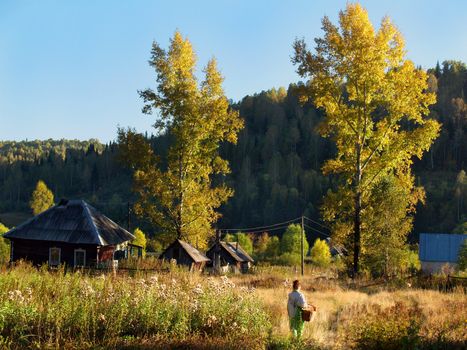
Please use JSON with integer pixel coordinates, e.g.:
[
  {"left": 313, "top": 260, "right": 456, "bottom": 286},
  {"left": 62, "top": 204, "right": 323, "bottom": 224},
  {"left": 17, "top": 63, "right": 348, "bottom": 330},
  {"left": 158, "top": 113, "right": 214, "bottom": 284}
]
[{"left": 0, "top": 263, "right": 465, "bottom": 350}]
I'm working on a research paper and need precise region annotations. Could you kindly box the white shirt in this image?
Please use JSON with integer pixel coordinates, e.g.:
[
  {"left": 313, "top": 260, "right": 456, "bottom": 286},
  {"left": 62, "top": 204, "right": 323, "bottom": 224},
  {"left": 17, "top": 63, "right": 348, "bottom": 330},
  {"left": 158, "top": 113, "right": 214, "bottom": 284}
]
[{"left": 287, "top": 290, "right": 307, "bottom": 318}]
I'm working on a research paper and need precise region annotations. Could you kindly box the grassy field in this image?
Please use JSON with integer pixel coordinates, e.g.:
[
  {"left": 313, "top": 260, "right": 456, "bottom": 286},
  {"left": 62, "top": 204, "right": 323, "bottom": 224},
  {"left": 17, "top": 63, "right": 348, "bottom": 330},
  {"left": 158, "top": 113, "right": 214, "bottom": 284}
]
[{"left": 0, "top": 263, "right": 465, "bottom": 349}]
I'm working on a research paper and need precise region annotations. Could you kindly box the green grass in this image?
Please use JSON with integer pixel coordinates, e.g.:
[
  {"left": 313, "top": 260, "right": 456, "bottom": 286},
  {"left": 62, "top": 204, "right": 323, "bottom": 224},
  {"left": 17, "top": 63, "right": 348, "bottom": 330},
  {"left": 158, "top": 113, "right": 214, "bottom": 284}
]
[{"left": 0, "top": 262, "right": 465, "bottom": 349}]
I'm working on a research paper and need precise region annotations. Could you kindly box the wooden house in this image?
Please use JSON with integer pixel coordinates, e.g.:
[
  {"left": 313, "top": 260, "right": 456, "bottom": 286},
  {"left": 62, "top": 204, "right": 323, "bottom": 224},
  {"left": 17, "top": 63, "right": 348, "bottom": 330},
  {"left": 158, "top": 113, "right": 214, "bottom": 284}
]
[
  {"left": 3, "top": 199, "right": 135, "bottom": 267},
  {"left": 206, "top": 241, "right": 254, "bottom": 273},
  {"left": 159, "top": 239, "right": 210, "bottom": 271}
]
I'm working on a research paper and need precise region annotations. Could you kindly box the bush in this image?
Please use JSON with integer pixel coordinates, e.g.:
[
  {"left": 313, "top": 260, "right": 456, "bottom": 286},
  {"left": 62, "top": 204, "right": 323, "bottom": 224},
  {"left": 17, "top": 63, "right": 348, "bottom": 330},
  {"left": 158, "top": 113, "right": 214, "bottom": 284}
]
[
  {"left": 0, "top": 223, "right": 10, "bottom": 265},
  {"left": 132, "top": 228, "right": 147, "bottom": 255},
  {"left": 277, "top": 252, "right": 301, "bottom": 266},
  {"left": 310, "top": 238, "right": 331, "bottom": 267},
  {"left": 338, "top": 302, "right": 423, "bottom": 349},
  {"left": 280, "top": 224, "right": 309, "bottom": 256},
  {"left": 265, "top": 236, "right": 280, "bottom": 257},
  {"left": 224, "top": 232, "right": 253, "bottom": 256},
  {"left": 457, "top": 239, "right": 467, "bottom": 271}
]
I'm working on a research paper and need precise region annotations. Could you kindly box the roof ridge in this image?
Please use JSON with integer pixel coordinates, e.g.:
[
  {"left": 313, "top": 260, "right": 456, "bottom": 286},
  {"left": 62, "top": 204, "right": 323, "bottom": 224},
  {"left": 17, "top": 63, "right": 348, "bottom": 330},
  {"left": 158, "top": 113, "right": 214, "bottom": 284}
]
[
  {"left": 82, "top": 200, "right": 104, "bottom": 245},
  {"left": 177, "top": 239, "right": 209, "bottom": 262}
]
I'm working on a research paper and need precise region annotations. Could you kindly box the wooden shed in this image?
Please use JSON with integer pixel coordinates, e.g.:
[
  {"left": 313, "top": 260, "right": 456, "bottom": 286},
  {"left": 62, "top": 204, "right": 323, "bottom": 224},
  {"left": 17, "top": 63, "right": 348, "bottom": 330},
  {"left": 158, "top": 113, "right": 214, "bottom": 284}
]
[
  {"left": 206, "top": 241, "right": 254, "bottom": 273},
  {"left": 3, "top": 199, "right": 135, "bottom": 268},
  {"left": 159, "top": 239, "right": 210, "bottom": 271}
]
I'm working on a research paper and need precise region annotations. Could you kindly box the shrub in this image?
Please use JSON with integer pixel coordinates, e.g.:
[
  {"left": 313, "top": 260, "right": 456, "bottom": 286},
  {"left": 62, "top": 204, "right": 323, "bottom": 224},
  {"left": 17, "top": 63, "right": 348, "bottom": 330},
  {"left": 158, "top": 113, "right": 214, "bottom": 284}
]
[
  {"left": 338, "top": 301, "right": 423, "bottom": 349},
  {"left": 253, "top": 232, "right": 270, "bottom": 260},
  {"left": 310, "top": 238, "right": 331, "bottom": 267},
  {"left": 457, "top": 239, "right": 467, "bottom": 271},
  {"left": 132, "top": 228, "right": 147, "bottom": 255},
  {"left": 265, "top": 236, "right": 280, "bottom": 257},
  {"left": 0, "top": 223, "right": 10, "bottom": 265},
  {"left": 280, "top": 224, "right": 309, "bottom": 256},
  {"left": 277, "top": 252, "right": 301, "bottom": 266},
  {"left": 225, "top": 232, "right": 253, "bottom": 256}
]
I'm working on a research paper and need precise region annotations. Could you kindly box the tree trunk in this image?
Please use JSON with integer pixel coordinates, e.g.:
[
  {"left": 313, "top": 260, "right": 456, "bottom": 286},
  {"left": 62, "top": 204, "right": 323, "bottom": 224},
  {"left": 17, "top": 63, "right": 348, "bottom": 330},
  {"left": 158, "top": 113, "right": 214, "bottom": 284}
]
[
  {"left": 353, "top": 146, "right": 362, "bottom": 277},
  {"left": 353, "top": 189, "right": 361, "bottom": 277},
  {"left": 177, "top": 155, "right": 184, "bottom": 240}
]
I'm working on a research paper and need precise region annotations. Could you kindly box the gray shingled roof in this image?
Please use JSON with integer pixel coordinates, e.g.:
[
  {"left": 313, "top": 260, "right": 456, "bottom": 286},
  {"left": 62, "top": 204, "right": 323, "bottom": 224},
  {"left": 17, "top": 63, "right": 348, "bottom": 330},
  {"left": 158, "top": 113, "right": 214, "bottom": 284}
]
[
  {"left": 4, "top": 199, "right": 134, "bottom": 245},
  {"left": 219, "top": 241, "right": 254, "bottom": 263},
  {"left": 178, "top": 240, "right": 211, "bottom": 263},
  {"left": 162, "top": 239, "right": 210, "bottom": 263}
]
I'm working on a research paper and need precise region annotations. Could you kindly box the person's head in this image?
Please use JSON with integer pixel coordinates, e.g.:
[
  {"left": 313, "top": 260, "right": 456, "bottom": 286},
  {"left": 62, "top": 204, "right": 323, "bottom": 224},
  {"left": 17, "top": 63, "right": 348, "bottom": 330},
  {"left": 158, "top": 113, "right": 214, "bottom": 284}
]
[{"left": 293, "top": 279, "right": 300, "bottom": 291}]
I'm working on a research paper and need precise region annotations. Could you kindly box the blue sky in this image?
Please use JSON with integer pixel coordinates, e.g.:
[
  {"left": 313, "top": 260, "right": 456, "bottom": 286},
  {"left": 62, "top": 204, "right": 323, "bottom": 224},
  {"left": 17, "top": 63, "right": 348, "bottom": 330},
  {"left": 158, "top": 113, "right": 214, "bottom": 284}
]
[{"left": 1, "top": 0, "right": 466, "bottom": 142}]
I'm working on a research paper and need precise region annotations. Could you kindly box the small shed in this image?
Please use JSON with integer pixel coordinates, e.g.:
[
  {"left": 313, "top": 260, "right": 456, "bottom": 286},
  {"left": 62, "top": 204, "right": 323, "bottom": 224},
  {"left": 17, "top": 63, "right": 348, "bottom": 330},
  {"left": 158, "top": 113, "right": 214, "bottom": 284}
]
[
  {"left": 4, "top": 199, "right": 135, "bottom": 268},
  {"left": 159, "top": 239, "right": 210, "bottom": 271},
  {"left": 206, "top": 241, "right": 254, "bottom": 273},
  {"left": 419, "top": 233, "right": 466, "bottom": 273}
]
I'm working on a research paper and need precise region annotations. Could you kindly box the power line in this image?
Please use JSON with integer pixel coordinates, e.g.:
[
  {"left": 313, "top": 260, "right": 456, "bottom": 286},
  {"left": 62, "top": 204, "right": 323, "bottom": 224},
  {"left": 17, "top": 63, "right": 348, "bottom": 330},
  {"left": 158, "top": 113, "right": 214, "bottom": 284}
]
[
  {"left": 303, "top": 223, "right": 330, "bottom": 238},
  {"left": 221, "top": 217, "right": 302, "bottom": 232},
  {"left": 303, "top": 216, "right": 331, "bottom": 231},
  {"left": 222, "top": 223, "right": 295, "bottom": 235}
]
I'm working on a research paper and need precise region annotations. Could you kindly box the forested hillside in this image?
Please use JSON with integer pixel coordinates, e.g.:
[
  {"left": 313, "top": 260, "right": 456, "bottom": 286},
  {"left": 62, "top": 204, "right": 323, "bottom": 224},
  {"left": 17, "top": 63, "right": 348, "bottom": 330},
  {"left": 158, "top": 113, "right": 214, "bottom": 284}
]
[{"left": 0, "top": 61, "right": 466, "bottom": 237}]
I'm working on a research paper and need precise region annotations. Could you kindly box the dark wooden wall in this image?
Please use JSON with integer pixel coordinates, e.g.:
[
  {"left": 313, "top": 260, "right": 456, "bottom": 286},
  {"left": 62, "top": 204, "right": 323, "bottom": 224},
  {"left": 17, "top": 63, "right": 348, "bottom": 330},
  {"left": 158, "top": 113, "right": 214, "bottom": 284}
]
[
  {"left": 10, "top": 239, "right": 98, "bottom": 267},
  {"left": 206, "top": 247, "right": 241, "bottom": 268},
  {"left": 160, "top": 242, "right": 195, "bottom": 267}
]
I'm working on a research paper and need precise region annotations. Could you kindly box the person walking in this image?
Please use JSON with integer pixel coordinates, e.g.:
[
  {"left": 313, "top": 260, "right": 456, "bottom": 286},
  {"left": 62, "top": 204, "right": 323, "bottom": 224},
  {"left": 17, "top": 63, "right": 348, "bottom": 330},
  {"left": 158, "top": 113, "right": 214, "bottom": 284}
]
[{"left": 287, "top": 279, "right": 308, "bottom": 338}]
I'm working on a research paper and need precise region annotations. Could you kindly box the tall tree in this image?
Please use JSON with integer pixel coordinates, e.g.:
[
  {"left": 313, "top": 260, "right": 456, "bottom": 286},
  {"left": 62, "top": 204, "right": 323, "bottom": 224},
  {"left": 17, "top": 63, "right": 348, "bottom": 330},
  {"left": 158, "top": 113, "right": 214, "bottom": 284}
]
[
  {"left": 132, "top": 228, "right": 147, "bottom": 255},
  {"left": 119, "top": 31, "right": 243, "bottom": 248},
  {"left": 30, "top": 180, "right": 54, "bottom": 216},
  {"left": 293, "top": 4, "right": 440, "bottom": 275},
  {"left": 0, "top": 222, "right": 10, "bottom": 264}
]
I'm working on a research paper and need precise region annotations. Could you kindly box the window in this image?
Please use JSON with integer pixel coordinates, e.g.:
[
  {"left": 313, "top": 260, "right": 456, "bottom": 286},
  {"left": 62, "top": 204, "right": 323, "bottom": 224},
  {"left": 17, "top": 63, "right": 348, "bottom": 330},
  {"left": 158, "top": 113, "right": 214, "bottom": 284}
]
[
  {"left": 49, "top": 247, "right": 61, "bottom": 266},
  {"left": 74, "top": 249, "right": 86, "bottom": 267}
]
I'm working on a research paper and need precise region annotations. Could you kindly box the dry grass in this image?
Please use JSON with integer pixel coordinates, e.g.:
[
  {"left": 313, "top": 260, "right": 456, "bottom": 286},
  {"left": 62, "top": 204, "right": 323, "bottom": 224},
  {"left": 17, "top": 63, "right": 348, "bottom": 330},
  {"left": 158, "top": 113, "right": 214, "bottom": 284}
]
[
  {"left": 0, "top": 263, "right": 465, "bottom": 349},
  {"left": 232, "top": 269, "right": 467, "bottom": 349}
]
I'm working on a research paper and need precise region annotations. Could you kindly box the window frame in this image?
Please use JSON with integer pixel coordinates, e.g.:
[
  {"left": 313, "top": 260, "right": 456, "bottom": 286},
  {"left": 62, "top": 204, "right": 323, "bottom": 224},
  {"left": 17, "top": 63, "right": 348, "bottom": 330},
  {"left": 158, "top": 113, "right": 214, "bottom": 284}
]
[
  {"left": 49, "top": 247, "right": 61, "bottom": 266},
  {"left": 74, "top": 248, "right": 86, "bottom": 267}
]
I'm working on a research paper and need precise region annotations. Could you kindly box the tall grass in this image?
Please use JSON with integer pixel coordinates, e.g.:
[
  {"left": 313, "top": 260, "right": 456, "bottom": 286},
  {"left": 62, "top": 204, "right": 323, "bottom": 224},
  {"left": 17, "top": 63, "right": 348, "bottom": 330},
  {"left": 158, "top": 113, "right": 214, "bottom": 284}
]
[
  {"left": 234, "top": 271, "right": 466, "bottom": 350},
  {"left": 0, "top": 262, "right": 270, "bottom": 349},
  {"left": 0, "top": 263, "right": 465, "bottom": 349}
]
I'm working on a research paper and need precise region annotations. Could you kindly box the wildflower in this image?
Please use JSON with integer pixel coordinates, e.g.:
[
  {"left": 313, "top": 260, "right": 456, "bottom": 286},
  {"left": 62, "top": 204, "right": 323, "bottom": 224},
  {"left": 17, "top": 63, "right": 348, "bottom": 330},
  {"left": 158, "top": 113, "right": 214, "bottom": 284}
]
[
  {"left": 8, "top": 290, "right": 25, "bottom": 304},
  {"left": 137, "top": 278, "right": 146, "bottom": 287},
  {"left": 206, "top": 315, "right": 218, "bottom": 327},
  {"left": 193, "top": 284, "right": 203, "bottom": 295},
  {"left": 81, "top": 280, "right": 95, "bottom": 297},
  {"left": 25, "top": 287, "right": 33, "bottom": 297},
  {"left": 98, "top": 313, "right": 106, "bottom": 323}
]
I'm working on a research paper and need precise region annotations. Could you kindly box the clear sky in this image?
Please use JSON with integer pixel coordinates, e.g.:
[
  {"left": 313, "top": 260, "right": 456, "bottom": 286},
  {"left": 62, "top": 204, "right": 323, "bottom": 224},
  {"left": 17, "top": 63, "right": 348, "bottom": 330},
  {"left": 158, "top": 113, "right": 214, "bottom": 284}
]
[{"left": 1, "top": 0, "right": 466, "bottom": 143}]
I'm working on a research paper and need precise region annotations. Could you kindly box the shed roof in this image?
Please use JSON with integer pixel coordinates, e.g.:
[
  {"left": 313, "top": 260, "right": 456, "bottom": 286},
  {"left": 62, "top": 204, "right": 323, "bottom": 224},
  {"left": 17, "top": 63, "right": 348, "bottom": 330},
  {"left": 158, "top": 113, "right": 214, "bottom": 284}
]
[
  {"left": 419, "top": 233, "right": 466, "bottom": 263},
  {"left": 161, "top": 239, "right": 210, "bottom": 263},
  {"left": 4, "top": 199, "right": 134, "bottom": 246},
  {"left": 213, "top": 241, "right": 254, "bottom": 263}
]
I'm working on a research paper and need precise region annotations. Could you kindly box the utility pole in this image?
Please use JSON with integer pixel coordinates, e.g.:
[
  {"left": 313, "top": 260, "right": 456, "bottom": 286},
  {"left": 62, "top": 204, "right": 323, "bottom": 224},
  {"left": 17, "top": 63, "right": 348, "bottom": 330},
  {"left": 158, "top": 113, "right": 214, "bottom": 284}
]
[
  {"left": 127, "top": 201, "right": 131, "bottom": 232},
  {"left": 214, "top": 229, "right": 221, "bottom": 273},
  {"left": 301, "top": 215, "right": 304, "bottom": 276}
]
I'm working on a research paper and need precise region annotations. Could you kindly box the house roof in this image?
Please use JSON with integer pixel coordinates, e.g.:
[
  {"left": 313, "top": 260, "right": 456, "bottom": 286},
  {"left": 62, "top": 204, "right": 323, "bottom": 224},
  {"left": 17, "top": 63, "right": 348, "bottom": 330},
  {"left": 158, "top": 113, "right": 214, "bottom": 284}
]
[
  {"left": 3, "top": 199, "right": 134, "bottom": 246},
  {"left": 213, "top": 241, "right": 254, "bottom": 263},
  {"left": 161, "top": 239, "right": 210, "bottom": 263},
  {"left": 419, "top": 233, "right": 466, "bottom": 263}
]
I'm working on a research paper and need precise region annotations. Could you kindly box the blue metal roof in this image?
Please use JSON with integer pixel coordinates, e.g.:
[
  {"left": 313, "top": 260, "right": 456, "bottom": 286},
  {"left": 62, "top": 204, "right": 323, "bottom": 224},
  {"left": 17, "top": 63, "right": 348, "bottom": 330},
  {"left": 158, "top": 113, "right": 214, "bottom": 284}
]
[{"left": 419, "top": 233, "right": 466, "bottom": 263}]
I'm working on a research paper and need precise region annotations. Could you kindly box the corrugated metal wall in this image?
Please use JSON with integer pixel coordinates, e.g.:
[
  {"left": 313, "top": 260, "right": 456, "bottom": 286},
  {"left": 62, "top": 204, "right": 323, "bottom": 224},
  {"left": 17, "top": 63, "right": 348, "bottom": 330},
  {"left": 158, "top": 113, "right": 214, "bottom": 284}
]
[{"left": 419, "top": 233, "right": 466, "bottom": 262}]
